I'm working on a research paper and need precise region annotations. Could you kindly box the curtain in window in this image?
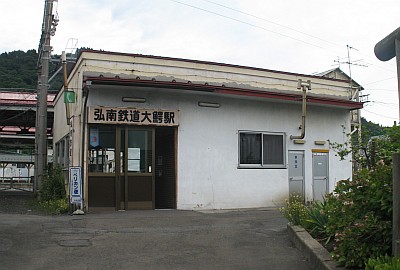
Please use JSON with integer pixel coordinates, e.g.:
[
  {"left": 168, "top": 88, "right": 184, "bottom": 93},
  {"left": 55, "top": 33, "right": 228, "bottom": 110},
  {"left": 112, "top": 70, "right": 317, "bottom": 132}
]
[
  {"left": 240, "top": 133, "right": 261, "bottom": 164},
  {"left": 263, "top": 134, "right": 283, "bottom": 165}
]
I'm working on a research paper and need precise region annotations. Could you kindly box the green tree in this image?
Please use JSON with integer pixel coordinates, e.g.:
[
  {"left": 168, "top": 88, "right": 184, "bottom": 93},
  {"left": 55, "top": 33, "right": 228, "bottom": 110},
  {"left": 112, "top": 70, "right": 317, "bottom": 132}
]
[
  {"left": 0, "top": 49, "right": 64, "bottom": 91},
  {"left": 329, "top": 119, "right": 398, "bottom": 170},
  {"left": 361, "top": 117, "right": 387, "bottom": 143},
  {"left": 0, "top": 50, "right": 38, "bottom": 89}
]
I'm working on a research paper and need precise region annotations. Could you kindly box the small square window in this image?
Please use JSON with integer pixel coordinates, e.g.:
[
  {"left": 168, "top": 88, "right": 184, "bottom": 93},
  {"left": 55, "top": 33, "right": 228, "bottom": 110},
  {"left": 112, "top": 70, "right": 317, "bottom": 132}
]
[{"left": 239, "top": 131, "right": 286, "bottom": 168}]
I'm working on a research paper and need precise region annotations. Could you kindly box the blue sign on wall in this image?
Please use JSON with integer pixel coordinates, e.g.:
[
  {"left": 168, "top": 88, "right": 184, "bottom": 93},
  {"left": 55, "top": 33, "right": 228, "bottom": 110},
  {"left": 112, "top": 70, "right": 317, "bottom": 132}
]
[{"left": 69, "top": 167, "right": 82, "bottom": 204}]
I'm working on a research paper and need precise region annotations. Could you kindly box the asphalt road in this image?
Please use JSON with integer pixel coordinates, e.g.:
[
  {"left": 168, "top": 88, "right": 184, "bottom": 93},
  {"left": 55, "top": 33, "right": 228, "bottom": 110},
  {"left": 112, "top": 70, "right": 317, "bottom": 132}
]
[{"left": 0, "top": 208, "right": 312, "bottom": 270}]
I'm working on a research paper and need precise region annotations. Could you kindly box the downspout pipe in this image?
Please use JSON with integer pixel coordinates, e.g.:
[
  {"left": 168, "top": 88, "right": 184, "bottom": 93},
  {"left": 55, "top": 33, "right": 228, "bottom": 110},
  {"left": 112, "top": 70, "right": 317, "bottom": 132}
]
[
  {"left": 290, "top": 79, "right": 311, "bottom": 140},
  {"left": 80, "top": 81, "right": 91, "bottom": 211}
]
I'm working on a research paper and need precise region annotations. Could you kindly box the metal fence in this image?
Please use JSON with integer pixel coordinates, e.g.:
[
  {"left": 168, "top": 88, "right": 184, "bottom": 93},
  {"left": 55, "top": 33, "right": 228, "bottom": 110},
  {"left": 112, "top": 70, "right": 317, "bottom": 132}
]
[{"left": 0, "top": 177, "right": 34, "bottom": 192}]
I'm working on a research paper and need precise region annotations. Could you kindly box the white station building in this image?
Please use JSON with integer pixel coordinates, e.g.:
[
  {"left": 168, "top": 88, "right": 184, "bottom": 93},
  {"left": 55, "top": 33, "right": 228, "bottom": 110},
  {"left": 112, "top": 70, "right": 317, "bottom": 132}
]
[{"left": 53, "top": 50, "right": 363, "bottom": 211}]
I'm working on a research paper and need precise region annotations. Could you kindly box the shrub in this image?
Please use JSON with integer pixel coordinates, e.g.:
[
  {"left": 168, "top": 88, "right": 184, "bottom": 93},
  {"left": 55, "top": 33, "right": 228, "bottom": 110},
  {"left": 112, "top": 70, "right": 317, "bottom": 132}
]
[
  {"left": 324, "top": 165, "right": 392, "bottom": 268},
  {"left": 306, "top": 201, "right": 331, "bottom": 242},
  {"left": 280, "top": 194, "right": 308, "bottom": 227},
  {"left": 40, "top": 166, "right": 66, "bottom": 201},
  {"left": 280, "top": 165, "right": 393, "bottom": 268},
  {"left": 40, "top": 166, "right": 69, "bottom": 214},
  {"left": 366, "top": 256, "right": 400, "bottom": 270}
]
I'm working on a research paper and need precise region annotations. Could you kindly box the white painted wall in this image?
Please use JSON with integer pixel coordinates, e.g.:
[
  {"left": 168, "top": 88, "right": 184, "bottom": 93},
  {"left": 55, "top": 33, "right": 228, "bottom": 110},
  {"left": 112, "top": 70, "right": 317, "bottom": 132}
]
[
  {"left": 52, "top": 53, "right": 357, "bottom": 210},
  {"left": 53, "top": 69, "right": 86, "bottom": 168},
  {"left": 88, "top": 86, "right": 351, "bottom": 210}
]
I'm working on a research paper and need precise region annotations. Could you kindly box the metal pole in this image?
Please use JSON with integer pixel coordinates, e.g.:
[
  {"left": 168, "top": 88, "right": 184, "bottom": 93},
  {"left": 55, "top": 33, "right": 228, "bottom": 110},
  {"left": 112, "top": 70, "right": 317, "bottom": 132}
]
[
  {"left": 35, "top": 0, "right": 54, "bottom": 196},
  {"left": 396, "top": 39, "right": 400, "bottom": 122},
  {"left": 393, "top": 153, "right": 400, "bottom": 256},
  {"left": 374, "top": 27, "right": 400, "bottom": 257},
  {"left": 374, "top": 26, "right": 400, "bottom": 122},
  {"left": 394, "top": 39, "right": 400, "bottom": 257}
]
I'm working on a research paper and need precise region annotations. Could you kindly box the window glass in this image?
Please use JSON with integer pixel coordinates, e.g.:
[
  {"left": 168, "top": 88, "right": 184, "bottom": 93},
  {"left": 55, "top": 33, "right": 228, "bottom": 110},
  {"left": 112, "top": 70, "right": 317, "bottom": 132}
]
[
  {"left": 65, "top": 137, "right": 70, "bottom": 167},
  {"left": 240, "top": 133, "right": 261, "bottom": 164},
  {"left": 55, "top": 142, "right": 59, "bottom": 165},
  {"left": 263, "top": 134, "right": 284, "bottom": 165},
  {"left": 127, "top": 130, "right": 152, "bottom": 173},
  {"left": 88, "top": 126, "right": 116, "bottom": 173},
  {"left": 60, "top": 140, "right": 65, "bottom": 167},
  {"left": 239, "top": 131, "right": 285, "bottom": 168}
]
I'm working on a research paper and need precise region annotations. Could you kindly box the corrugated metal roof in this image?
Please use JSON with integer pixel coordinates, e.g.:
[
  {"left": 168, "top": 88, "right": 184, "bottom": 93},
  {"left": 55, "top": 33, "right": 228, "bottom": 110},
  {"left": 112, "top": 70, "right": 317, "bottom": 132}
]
[{"left": 0, "top": 92, "right": 55, "bottom": 106}]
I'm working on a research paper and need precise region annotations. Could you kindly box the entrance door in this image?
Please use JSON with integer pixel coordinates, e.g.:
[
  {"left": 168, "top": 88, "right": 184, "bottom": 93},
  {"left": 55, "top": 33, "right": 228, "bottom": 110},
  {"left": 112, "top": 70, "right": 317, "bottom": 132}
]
[
  {"left": 288, "top": 151, "right": 305, "bottom": 200},
  {"left": 117, "top": 128, "right": 155, "bottom": 210},
  {"left": 312, "top": 152, "right": 329, "bottom": 201},
  {"left": 155, "top": 127, "right": 176, "bottom": 209},
  {"left": 88, "top": 125, "right": 117, "bottom": 211},
  {"left": 87, "top": 125, "right": 175, "bottom": 211}
]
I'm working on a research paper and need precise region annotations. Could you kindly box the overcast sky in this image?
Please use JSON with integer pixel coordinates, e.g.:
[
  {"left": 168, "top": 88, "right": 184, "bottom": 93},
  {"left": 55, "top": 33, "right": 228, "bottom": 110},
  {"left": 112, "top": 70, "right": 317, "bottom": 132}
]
[{"left": 1, "top": 0, "right": 399, "bottom": 126}]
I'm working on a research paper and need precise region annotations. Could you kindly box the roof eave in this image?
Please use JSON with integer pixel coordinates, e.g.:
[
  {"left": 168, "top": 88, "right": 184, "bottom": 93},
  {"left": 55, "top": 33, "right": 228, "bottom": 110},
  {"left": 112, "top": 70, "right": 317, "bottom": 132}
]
[{"left": 84, "top": 76, "right": 363, "bottom": 110}]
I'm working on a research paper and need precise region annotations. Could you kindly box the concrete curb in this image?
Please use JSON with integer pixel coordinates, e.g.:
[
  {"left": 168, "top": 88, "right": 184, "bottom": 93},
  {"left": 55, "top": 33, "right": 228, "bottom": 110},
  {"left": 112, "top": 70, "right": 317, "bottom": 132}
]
[{"left": 287, "top": 224, "right": 345, "bottom": 270}]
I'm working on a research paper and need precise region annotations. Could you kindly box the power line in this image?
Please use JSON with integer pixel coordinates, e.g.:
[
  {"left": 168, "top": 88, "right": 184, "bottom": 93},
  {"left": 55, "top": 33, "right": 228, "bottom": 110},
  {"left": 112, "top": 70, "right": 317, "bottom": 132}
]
[
  {"left": 200, "top": 0, "right": 396, "bottom": 74},
  {"left": 169, "top": 0, "right": 344, "bottom": 57},
  {"left": 363, "top": 88, "right": 397, "bottom": 92},
  {"left": 201, "top": 0, "right": 344, "bottom": 49},
  {"left": 373, "top": 101, "right": 398, "bottom": 105},
  {"left": 0, "top": 109, "right": 35, "bottom": 124},
  {"left": 364, "top": 76, "right": 397, "bottom": 86},
  {"left": 371, "top": 101, "right": 398, "bottom": 109},
  {"left": 363, "top": 108, "right": 397, "bottom": 120}
]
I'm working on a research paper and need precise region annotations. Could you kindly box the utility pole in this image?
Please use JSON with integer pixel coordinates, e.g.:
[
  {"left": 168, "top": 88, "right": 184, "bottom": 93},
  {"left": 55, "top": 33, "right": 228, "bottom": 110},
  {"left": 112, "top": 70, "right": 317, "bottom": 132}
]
[{"left": 35, "top": 0, "right": 57, "bottom": 195}]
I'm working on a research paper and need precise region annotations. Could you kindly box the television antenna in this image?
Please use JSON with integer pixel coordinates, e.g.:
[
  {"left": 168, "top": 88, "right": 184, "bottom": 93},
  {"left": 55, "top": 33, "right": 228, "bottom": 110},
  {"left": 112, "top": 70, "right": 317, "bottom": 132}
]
[{"left": 334, "top": 45, "right": 368, "bottom": 86}]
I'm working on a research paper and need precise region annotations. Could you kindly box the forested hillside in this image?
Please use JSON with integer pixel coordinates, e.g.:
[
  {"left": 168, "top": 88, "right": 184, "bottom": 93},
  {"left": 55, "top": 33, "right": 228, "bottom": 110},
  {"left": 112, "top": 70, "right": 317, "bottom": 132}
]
[
  {"left": 0, "top": 50, "right": 38, "bottom": 89},
  {"left": 361, "top": 117, "right": 388, "bottom": 141},
  {"left": 0, "top": 49, "right": 62, "bottom": 91}
]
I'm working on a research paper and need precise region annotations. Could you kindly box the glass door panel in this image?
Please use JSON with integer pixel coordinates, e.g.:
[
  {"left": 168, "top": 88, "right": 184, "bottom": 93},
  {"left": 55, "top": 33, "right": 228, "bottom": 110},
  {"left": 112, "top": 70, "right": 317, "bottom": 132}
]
[
  {"left": 127, "top": 130, "right": 152, "bottom": 173},
  {"left": 88, "top": 126, "right": 116, "bottom": 173},
  {"left": 124, "top": 128, "right": 154, "bottom": 210},
  {"left": 87, "top": 125, "right": 116, "bottom": 209}
]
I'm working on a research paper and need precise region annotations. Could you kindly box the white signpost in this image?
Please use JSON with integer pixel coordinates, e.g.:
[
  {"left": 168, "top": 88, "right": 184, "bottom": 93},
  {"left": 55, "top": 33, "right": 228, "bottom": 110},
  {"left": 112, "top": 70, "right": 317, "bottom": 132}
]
[{"left": 69, "top": 167, "right": 82, "bottom": 208}]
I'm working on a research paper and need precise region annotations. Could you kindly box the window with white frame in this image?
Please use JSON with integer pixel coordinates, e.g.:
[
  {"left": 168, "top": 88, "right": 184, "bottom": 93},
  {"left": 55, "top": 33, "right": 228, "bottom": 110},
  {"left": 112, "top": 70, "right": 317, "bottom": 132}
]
[
  {"left": 54, "top": 136, "right": 69, "bottom": 168},
  {"left": 239, "top": 131, "right": 286, "bottom": 168}
]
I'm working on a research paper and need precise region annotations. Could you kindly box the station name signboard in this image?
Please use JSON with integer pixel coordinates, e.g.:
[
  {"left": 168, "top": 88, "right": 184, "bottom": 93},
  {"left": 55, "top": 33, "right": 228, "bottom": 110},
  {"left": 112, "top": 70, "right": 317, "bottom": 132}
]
[{"left": 88, "top": 106, "right": 179, "bottom": 127}]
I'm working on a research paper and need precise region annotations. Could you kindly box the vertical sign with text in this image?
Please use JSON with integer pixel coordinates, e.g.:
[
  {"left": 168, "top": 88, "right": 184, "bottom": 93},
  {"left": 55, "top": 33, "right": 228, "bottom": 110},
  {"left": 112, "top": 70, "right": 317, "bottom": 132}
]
[{"left": 69, "top": 167, "right": 82, "bottom": 204}]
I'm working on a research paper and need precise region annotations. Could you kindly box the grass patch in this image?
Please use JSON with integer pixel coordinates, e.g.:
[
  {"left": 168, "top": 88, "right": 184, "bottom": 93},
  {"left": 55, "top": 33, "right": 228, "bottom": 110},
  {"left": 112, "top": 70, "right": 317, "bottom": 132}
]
[{"left": 37, "top": 198, "right": 70, "bottom": 215}]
